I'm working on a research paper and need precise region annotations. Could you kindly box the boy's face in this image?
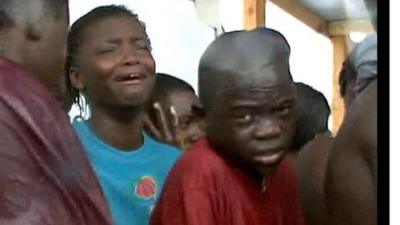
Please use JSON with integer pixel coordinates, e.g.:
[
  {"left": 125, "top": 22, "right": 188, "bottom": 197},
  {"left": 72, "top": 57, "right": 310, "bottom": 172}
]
[
  {"left": 166, "top": 90, "right": 205, "bottom": 150},
  {"left": 23, "top": 0, "right": 69, "bottom": 96},
  {"left": 206, "top": 65, "right": 296, "bottom": 176},
  {"left": 72, "top": 16, "right": 156, "bottom": 108}
]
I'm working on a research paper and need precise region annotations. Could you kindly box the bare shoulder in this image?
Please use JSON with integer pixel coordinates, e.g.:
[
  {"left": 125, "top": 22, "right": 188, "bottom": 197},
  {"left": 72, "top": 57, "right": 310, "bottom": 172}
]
[
  {"left": 331, "top": 80, "right": 377, "bottom": 176},
  {"left": 297, "top": 133, "right": 334, "bottom": 225},
  {"left": 325, "top": 80, "right": 377, "bottom": 225}
]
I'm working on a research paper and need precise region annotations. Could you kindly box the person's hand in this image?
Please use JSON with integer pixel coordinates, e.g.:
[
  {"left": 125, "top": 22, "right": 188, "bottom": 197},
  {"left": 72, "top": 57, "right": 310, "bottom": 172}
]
[{"left": 143, "top": 102, "right": 185, "bottom": 150}]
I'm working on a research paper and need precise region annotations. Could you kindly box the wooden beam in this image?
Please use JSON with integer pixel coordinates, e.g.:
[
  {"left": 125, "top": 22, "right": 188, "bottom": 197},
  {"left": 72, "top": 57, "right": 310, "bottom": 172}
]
[
  {"left": 328, "top": 19, "right": 374, "bottom": 36},
  {"left": 330, "top": 35, "right": 348, "bottom": 134},
  {"left": 269, "top": 0, "right": 328, "bottom": 36},
  {"left": 243, "top": 0, "right": 266, "bottom": 30}
]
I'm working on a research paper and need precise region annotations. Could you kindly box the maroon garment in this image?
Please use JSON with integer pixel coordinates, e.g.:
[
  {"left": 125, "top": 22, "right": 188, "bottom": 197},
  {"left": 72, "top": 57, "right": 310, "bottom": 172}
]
[
  {"left": 0, "top": 57, "right": 112, "bottom": 225},
  {"left": 151, "top": 138, "right": 305, "bottom": 225}
]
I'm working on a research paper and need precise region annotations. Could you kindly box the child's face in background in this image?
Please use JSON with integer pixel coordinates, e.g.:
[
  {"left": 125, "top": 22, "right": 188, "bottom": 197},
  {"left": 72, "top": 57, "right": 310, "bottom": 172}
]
[
  {"left": 206, "top": 65, "right": 296, "bottom": 176},
  {"left": 166, "top": 90, "right": 205, "bottom": 150},
  {"left": 71, "top": 16, "right": 156, "bottom": 108}
]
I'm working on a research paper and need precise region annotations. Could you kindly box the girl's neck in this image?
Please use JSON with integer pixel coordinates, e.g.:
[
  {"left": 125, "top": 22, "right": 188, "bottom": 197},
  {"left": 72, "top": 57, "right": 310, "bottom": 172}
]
[{"left": 88, "top": 105, "right": 145, "bottom": 151}]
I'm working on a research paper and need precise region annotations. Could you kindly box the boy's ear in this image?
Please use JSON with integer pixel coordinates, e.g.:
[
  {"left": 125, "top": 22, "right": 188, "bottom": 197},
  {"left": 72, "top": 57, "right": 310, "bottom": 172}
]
[{"left": 69, "top": 67, "right": 85, "bottom": 91}]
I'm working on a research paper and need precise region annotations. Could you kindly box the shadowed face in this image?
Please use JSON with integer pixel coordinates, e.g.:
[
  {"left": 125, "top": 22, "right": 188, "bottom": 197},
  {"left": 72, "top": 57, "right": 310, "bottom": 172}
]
[
  {"left": 166, "top": 90, "right": 205, "bottom": 150},
  {"left": 71, "top": 16, "right": 156, "bottom": 109},
  {"left": 206, "top": 65, "right": 296, "bottom": 176},
  {"left": 20, "top": 0, "right": 69, "bottom": 96}
]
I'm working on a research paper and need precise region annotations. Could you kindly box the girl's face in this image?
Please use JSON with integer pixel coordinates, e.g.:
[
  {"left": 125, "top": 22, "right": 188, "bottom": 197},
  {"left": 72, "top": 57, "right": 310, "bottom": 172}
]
[{"left": 70, "top": 16, "right": 156, "bottom": 110}]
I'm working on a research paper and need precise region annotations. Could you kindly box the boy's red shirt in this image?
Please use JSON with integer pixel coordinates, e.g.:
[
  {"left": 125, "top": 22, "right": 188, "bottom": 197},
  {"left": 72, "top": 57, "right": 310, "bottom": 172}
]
[{"left": 151, "top": 137, "right": 305, "bottom": 225}]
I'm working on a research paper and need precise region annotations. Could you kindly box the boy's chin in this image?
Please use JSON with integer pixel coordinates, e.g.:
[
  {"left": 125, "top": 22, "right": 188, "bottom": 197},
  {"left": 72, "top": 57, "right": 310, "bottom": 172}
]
[
  {"left": 118, "top": 96, "right": 149, "bottom": 107},
  {"left": 238, "top": 161, "right": 280, "bottom": 180},
  {"left": 254, "top": 164, "right": 280, "bottom": 177}
]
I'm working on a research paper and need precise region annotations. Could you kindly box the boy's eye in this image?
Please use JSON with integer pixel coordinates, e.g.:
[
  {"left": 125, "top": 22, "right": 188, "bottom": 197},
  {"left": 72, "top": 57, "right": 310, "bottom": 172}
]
[
  {"left": 98, "top": 46, "right": 117, "bottom": 54},
  {"left": 273, "top": 105, "right": 293, "bottom": 116},
  {"left": 233, "top": 112, "right": 253, "bottom": 123},
  {"left": 135, "top": 42, "right": 150, "bottom": 51}
]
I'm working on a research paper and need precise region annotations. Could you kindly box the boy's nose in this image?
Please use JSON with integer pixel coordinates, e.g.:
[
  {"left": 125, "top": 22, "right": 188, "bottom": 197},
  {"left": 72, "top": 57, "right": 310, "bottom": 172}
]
[
  {"left": 123, "top": 55, "right": 139, "bottom": 66},
  {"left": 122, "top": 48, "right": 140, "bottom": 66},
  {"left": 253, "top": 119, "right": 281, "bottom": 140}
]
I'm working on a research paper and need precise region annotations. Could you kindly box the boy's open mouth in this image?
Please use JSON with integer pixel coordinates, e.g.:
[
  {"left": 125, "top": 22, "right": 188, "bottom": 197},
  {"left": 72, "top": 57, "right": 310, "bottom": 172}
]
[
  {"left": 115, "top": 73, "right": 146, "bottom": 85},
  {"left": 252, "top": 149, "right": 285, "bottom": 165}
]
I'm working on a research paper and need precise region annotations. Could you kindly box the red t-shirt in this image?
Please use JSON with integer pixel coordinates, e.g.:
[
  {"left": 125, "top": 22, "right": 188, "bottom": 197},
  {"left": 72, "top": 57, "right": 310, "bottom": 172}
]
[
  {"left": 151, "top": 138, "right": 305, "bottom": 225},
  {"left": 0, "top": 57, "right": 112, "bottom": 225}
]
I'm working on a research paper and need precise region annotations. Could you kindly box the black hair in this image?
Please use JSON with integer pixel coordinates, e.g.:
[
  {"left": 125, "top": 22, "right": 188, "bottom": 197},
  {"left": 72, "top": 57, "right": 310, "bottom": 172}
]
[
  {"left": 198, "top": 27, "right": 292, "bottom": 109},
  {"left": 339, "top": 57, "right": 357, "bottom": 98},
  {"left": 145, "top": 73, "right": 195, "bottom": 120},
  {"left": 0, "top": 0, "right": 67, "bottom": 28},
  {"left": 65, "top": 4, "right": 151, "bottom": 113},
  {"left": 148, "top": 73, "right": 195, "bottom": 104},
  {"left": 292, "top": 82, "right": 331, "bottom": 151}
]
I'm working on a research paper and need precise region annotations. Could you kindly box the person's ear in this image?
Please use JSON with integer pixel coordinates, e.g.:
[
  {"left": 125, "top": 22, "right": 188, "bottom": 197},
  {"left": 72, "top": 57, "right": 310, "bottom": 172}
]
[{"left": 69, "top": 67, "right": 85, "bottom": 91}]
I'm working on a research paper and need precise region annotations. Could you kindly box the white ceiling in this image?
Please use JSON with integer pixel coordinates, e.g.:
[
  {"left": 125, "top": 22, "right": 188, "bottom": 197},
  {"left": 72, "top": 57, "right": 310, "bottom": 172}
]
[{"left": 297, "top": 0, "right": 370, "bottom": 21}]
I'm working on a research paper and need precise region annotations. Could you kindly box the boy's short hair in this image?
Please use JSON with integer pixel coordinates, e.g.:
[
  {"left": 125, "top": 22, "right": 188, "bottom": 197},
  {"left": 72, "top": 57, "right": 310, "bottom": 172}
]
[
  {"left": 146, "top": 73, "right": 195, "bottom": 121},
  {"left": 198, "top": 27, "right": 292, "bottom": 109},
  {"left": 148, "top": 73, "right": 195, "bottom": 105},
  {"left": 292, "top": 82, "right": 330, "bottom": 151},
  {"left": 339, "top": 57, "right": 357, "bottom": 98}
]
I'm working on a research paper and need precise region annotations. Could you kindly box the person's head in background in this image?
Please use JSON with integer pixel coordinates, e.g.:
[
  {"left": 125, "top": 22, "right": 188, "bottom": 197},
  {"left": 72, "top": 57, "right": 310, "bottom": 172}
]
[
  {"left": 145, "top": 73, "right": 205, "bottom": 151},
  {"left": 198, "top": 27, "right": 296, "bottom": 177},
  {"left": 66, "top": 5, "right": 155, "bottom": 119},
  {"left": 291, "top": 82, "right": 331, "bottom": 152},
  {"left": 349, "top": 33, "right": 377, "bottom": 95},
  {"left": 0, "top": 0, "right": 69, "bottom": 102},
  {"left": 339, "top": 58, "right": 357, "bottom": 111},
  {"left": 336, "top": 32, "right": 376, "bottom": 114}
]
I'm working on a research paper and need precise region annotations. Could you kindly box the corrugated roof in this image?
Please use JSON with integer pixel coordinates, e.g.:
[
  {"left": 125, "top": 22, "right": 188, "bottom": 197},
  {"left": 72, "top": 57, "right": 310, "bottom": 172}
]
[{"left": 297, "top": 0, "right": 370, "bottom": 21}]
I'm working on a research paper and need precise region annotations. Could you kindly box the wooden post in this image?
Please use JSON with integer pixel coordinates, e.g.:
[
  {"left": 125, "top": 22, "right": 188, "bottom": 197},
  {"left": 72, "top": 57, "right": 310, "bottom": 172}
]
[
  {"left": 243, "top": 0, "right": 266, "bottom": 29},
  {"left": 330, "top": 35, "right": 348, "bottom": 134}
]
